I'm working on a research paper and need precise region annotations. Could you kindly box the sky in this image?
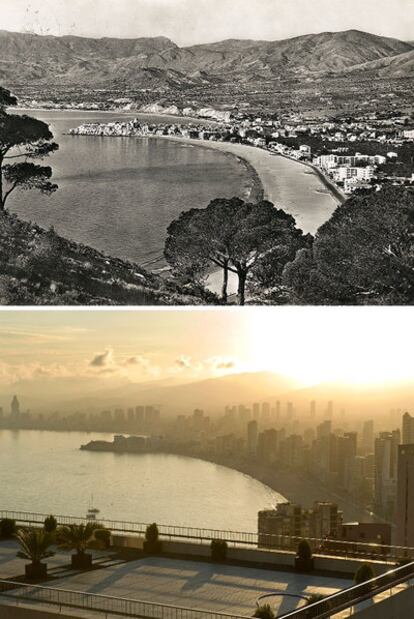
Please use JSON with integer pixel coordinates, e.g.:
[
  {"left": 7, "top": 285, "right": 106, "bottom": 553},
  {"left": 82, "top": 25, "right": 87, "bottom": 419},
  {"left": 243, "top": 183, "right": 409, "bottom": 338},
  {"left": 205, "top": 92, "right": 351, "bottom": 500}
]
[
  {"left": 1, "top": 307, "right": 414, "bottom": 392},
  {"left": 1, "top": 0, "right": 413, "bottom": 46}
]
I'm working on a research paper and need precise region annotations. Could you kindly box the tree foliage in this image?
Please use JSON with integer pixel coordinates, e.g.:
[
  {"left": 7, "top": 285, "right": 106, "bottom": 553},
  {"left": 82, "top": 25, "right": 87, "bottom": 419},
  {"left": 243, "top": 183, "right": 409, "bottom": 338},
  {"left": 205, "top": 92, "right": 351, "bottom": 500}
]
[
  {"left": 283, "top": 186, "right": 414, "bottom": 304},
  {"left": 0, "top": 86, "right": 17, "bottom": 110},
  {"left": 165, "top": 197, "right": 306, "bottom": 305},
  {"left": 0, "top": 88, "right": 58, "bottom": 210}
]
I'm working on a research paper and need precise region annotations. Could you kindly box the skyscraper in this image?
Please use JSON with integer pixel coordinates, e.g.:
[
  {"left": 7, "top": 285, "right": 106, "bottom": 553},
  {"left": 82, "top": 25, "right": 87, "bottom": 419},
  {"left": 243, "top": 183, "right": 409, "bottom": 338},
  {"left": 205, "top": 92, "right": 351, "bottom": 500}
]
[
  {"left": 10, "top": 395, "right": 20, "bottom": 419},
  {"left": 395, "top": 444, "right": 414, "bottom": 547},
  {"left": 374, "top": 431, "right": 400, "bottom": 518},
  {"left": 362, "top": 419, "right": 374, "bottom": 454},
  {"left": 247, "top": 420, "right": 258, "bottom": 455},
  {"left": 402, "top": 412, "right": 414, "bottom": 445}
]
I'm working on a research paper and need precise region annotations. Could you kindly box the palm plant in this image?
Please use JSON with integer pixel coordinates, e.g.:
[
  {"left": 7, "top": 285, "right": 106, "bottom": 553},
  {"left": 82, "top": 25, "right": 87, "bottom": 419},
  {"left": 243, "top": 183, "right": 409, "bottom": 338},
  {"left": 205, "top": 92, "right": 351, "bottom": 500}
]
[
  {"left": 56, "top": 522, "right": 102, "bottom": 569},
  {"left": 15, "top": 527, "right": 55, "bottom": 579}
]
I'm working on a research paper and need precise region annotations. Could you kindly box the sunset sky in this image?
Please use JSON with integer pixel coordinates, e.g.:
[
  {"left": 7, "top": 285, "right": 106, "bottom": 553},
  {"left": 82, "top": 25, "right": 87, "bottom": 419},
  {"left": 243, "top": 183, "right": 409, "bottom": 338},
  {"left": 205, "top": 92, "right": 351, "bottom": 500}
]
[
  {"left": 2, "top": 0, "right": 412, "bottom": 46},
  {"left": 0, "top": 308, "right": 413, "bottom": 390}
]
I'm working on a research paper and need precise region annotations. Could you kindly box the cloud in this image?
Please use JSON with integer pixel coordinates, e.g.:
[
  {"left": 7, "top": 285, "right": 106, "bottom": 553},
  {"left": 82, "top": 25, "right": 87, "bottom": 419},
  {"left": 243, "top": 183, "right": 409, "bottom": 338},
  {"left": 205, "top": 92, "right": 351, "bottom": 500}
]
[
  {"left": 174, "top": 356, "right": 193, "bottom": 369},
  {"left": 207, "top": 357, "right": 237, "bottom": 371},
  {"left": 89, "top": 348, "right": 114, "bottom": 368},
  {"left": 122, "top": 355, "right": 150, "bottom": 368},
  {"left": 216, "top": 360, "right": 236, "bottom": 370}
]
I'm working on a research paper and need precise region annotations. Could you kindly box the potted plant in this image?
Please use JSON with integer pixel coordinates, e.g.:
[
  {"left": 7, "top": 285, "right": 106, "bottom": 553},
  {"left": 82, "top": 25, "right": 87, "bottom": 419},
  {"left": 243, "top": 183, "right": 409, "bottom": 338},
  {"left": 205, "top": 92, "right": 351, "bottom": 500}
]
[
  {"left": 15, "top": 528, "right": 55, "bottom": 580},
  {"left": 0, "top": 518, "right": 16, "bottom": 538},
  {"left": 95, "top": 528, "right": 111, "bottom": 549},
  {"left": 295, "top": 539, "right": 314, "bottom": 572},
  {"left": 354, "top": 563, "right": 375, "bottom": 584},
  {"left": 353, "top": 563, "right": 375, "bottom": 611},
  {"left": 56, "top": 522, "right": 102, "bottom": 569},
  {"left": 44, "top": 515, "right": 58, "bottom": 534},
  {"left": 143, "top": 523, "right": 162, "bottom": 554},
  {"left": 253, "top": 604, "right": 275, "bottom": 618},
  {"left": 211, "top": 539, "right": 228, "bottom": 562}
]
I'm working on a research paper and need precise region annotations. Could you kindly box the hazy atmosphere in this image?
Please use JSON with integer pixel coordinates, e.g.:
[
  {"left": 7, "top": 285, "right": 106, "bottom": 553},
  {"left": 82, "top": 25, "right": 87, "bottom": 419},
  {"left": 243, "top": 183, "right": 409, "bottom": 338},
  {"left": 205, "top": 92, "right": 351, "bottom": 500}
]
[
  {"left": 1, "top": 309, "right": 414, "bottom": 413},
  {"left": 3, "top": 0, "right": 413, "bottom": 44}
]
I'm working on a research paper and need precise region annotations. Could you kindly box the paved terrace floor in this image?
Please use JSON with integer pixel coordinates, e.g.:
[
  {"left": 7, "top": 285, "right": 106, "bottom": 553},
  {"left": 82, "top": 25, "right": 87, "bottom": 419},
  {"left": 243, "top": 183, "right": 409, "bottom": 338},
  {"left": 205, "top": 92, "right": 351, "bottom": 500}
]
[
  {"left": 51, "top": 556, "right": 349, "bottom": 616},
  {"left": 0, "top": 540, "right": 350, "bottom": 617}
]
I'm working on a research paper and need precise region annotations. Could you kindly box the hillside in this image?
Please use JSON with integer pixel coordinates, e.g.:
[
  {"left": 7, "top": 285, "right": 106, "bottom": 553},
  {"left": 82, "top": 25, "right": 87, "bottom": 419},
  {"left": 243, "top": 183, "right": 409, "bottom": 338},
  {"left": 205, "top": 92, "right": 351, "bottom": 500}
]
[
  {"left": 0, "top": 29, "right": 412, "bottom": 87},
  {"left": 0, "top": 212, "right": 212, "bottom": 305},
  {"left": 342, "top": 48, "right": 414, "bottom": 78}
]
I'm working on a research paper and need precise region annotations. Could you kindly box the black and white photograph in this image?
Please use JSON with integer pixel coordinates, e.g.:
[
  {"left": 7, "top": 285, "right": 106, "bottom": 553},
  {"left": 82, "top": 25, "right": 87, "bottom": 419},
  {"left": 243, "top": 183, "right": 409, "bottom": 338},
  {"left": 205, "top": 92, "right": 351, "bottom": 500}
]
[{"left": 1, "top": 0, "right": 414, "bottom": 305}]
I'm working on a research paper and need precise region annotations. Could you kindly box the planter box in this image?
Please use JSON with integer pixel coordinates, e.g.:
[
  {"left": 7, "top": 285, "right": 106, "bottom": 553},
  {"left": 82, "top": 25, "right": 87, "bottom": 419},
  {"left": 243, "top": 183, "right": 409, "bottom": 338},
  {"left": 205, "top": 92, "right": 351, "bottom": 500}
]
[
  {"left": 295, "top": 557, "right": 314, "bottom": 572},
  {"left": 143, "top": 540, "right": 162, "bottom": 554},
  {"left": 71, "top": 553, "right": 93, "bottom": 569},
  {"left": 25, "top": 562, "right": 47, "bottom": 580}
]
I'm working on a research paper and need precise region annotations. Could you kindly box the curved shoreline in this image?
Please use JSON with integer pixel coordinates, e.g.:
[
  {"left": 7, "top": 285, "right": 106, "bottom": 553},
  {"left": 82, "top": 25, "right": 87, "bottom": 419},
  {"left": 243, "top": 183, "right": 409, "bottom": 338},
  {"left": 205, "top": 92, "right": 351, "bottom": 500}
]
[
  {"left": 165, "top": 451, "right": 381, "bottom": 524},
  {"left": 153, "top": 136, "right": 341, "bottom": 235}
]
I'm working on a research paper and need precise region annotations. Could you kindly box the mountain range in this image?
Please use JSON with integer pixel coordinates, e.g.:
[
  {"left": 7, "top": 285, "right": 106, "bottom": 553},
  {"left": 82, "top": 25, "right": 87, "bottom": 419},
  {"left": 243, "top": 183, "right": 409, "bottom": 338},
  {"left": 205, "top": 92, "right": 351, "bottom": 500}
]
[
  {"left": 2, "top": 371, "right": 414, "bottom": 416},
  {"left": 1, "top": 29, "right": 414, "bottom": 88}
]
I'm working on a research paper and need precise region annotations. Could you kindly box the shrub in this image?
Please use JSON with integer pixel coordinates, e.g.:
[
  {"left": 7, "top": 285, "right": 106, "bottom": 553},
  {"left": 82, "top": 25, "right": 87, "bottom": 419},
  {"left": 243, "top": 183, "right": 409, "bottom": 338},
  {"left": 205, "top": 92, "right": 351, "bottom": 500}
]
[
  {"left": 253, "top": 604, "right": 275, "bottom": 619},
  {"left": 354, "top": 563, "right": 375, "bottom": 585},
  {"left": 0, "top": 518, "right": 16, "bottom": 538},
  {"left": 145, "top": 523, "right": 159, "bottom": 545},
  {"left": 143, "top": 523, "right": 162, "bottom": 554},
  {"left": 211, "top": 539, "right": 228, "bottom": 562},
  {"left": 95, "top": 528, "right": 111, "bottom": 549},
  {"left": 297, "top": 539, "right": 312, "bottom": 560},
  {"left": 44, "top": 515, "right": 57, "bottom": 533},
  {"left": 307, "top": 593, "right": 325, "bottom": 604}
]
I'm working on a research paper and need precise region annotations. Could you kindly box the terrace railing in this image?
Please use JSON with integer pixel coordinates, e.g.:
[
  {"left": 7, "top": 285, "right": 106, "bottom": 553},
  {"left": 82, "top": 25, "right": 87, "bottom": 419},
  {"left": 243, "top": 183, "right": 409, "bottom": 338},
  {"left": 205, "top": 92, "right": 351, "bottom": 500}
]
[
  {"left": 0, "top": 563, "right": 413, "bottom": 619},
  {"left": 1, "top": 509, "right": 413, "bottom": 562},
  {"left": 0, "top": 579, "right": 247, "bottom": 619},
  {"left": 278, "top": 560, "right": 414, "bottom": 618}
]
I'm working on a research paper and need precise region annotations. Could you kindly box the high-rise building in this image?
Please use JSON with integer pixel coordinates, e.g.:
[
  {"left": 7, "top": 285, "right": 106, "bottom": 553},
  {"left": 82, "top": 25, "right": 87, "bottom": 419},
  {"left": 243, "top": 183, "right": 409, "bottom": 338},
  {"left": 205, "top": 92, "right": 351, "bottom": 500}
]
[
  {"left": 310, "top": 400, "right": 316, "bottom": 419},
  {"left": 362, "top": 420, "right": 374, "bottom": 454},
  {"left": 326, "top": 400, "right": 333, "bottom": 418},
  {"left": 261, "top": 402, "right": 270, "bottom": 420},
  {"left": 402, "top": 412, "right": 414, "bottom": 445},
  {"left": 247, "top": 420, "right": 258, "bottom": 455},
  {"left": 374, "top": 431, "right": 400, "bottom": 518},
  {"left": 395, "top": 444, "right": 414, "bottom": 547},
  {"left": 10, "top": 395, "right": 20, "bottom": 419}
]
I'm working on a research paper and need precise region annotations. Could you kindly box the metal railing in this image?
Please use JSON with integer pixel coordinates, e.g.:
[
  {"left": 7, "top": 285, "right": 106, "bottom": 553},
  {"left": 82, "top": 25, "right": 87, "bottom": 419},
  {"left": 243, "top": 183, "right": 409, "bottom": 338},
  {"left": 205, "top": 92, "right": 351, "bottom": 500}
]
[
  {"left": 0, "top": 580, "right": 247, "bottom": 619},
  {"left": 0, "top": 563, "right": 413, "bottom": 619},
  {"left": 1, "top": 509, "right": 413, "bottom": 562},
  {"left": 278, "top": 561, "right": 414, "bottom": 618}
]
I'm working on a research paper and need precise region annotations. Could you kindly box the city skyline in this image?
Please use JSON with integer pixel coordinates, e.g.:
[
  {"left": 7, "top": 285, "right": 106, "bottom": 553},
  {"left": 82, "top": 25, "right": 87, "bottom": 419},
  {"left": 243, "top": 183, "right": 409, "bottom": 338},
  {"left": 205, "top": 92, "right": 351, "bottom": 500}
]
[{"left": 3, "top": 0, "right": 413, "bottom": 45}]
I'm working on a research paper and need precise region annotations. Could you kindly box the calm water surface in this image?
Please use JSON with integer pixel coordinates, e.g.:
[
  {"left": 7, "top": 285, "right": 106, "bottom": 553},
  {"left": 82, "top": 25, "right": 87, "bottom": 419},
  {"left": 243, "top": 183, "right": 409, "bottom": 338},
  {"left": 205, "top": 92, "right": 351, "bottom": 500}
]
[
  {"left": 0, "top": 430, "right": 285, "bottom": 530},
  {"left": 9, "top": 111, "right": 252, "bottom": 268}
]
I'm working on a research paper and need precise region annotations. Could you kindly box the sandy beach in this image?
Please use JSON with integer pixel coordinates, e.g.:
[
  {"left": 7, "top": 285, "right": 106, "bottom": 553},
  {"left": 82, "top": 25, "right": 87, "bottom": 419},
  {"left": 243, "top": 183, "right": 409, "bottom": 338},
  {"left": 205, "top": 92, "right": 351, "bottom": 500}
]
[
  {"left": 156, "top": 135, "right": 344, "bottom": 296},
  {"left": 156, "top": 135, "right": 342, "bottom": 235}
]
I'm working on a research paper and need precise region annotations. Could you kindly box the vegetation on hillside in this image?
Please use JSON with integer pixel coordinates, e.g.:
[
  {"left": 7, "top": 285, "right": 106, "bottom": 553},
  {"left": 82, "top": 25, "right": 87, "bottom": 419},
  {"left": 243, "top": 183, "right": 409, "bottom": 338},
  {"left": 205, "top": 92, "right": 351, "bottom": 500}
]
[{"left": 283, "top": 186, "right": 414, "bottom": 305}]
